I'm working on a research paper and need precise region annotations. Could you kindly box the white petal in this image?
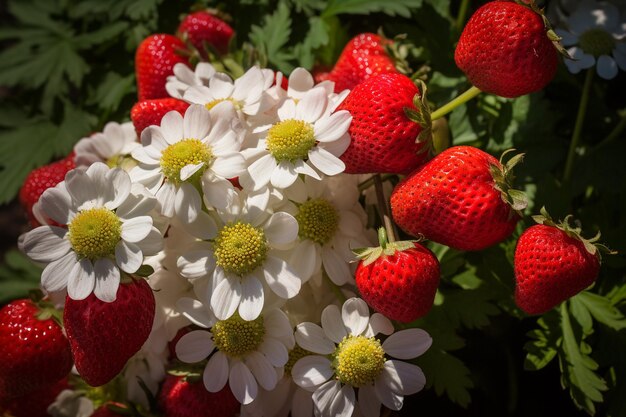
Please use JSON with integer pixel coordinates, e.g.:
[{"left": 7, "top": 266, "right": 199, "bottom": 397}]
[
  {"left": 246, "top": 351, "right": 278, "bottom": 391},
  {"left": 614, "top": 47, "right": 626, "bottom": 71},
  {"left": 210, "top": 73, "right": 235, "bottom": 98},
  {"left": 179, "top": 163, "right": 205, "bottom": 182},
  {"left": 183, "top": 104, "right": 211, "bottom": 139},
  {"left": 104, "top": 168, "right": 131, "bottom": 210},
  {"left": 211, "top": 277, "right": 242, "bottom": 320},
  {"left": 312, "top": 380, "right": 341, "bottom": 415},
  {"left": 295, "top": 323, "right": 335, "bottom": 355},
  {"left": 292, "top": 355, "right": 334, "bottom": 388},
  {"left": 259, "top": 338, "right": 289, "bottom": 367},
  {"left": 160, "top": 111, "right": 184, "bottom": 145},
  {"left": 239, "top": 277, "right": 264, "bottom": 321},
  {"left": 264, "top": 212, "right": 298, "bottom": 246},
  {"left": 554, "top": 29, "right": 578, "bottom": 47},
  {"left": 233, "top": 67, "right": 264, "bottom": 102},
  {"left": 296, "top": 88, "right": 327, "bottom": 123},
  {"left": 314, "top": 111, "right": 352, "bottom": 143},
  {"left": 277, "top": 99, "right": 297, "bottom": 120},
  {"left": 293, "top": 159, "right": 322, "bottom": 180},
  {"left": 176, "top": 297, "right": 213, "bottom": 328},
  {"left": 203, "top": 351, "right": 229, "bottom": 392},
  {"left": 321, "top": 305, "right": 347, "bottom": 344},
  {"left": 64, "top": 169, "right": 96, "bottom": 207},
  {"left": 271, "top": 161, "right": 299, "bottom": 189},
  {"left": 211, "top": 152, "right": 246, "bottom": 178},
  {"left": 177, "top": 248, "right": 215, "bottom": 280},
  {"left": 202, "top": 177, "right": 236, "bottom": 211},
  {"left": 93, "top": 258, "right": 120, "bottom": 302},
  {"left": 41, "top": 251, "right": 76, "bottom": 293},
  {"left": 180, "top": 211, "right": 217, "bottom": 240},
  {"left": 597, "top": 55, "right": 618, "bottom": 80},
  {"left": 374, "top": 382, "right": 403, "bottom": 411},
  {"left": 247, "top": 154, "right": 277, "bottom": 190},
  {"left": 40, "top": 188, "right": 73, "bottom": 225},
  {"left": 358, "top": 385, "right": 381, "bottom": 417},
  {"left": 67, "top": 258, "right": 95, "bottom": 300},
  {"left": 174, "top": 183, "right": 202, "bottom": 223},
  {"left": 292, "top": 385, "right": 314, "bottom": 417},
  {"left": 330, "top": 385, "right": 355, "bottom": 417},
  {"left": 263, "top": 256, "right": 301, "bottom": 299},
  {"left": 176, "top": 330, "right": 215, "bottom": 363},
  {"left": 341, "top": 298, "right": 370, "bottom": 336},
  {"left": 382, "top": 329, "right": 432, "bottom": 359},
  {"left": 379, "top": 360, "right": 426, "bottom": 396},
  {"left": 366, "top": 313, "right": 394, "bottom": 337},
  {"left": 308, "top": 147, "right": 345, "bottom": 176},
  {"left": 156, "top": 182, "right": 177, "bottom": 217},
  {"left": 322, "top": 247, "right": 351, "bottom": 285},
  {"left": 22, "top": 226, "right": 69, "bottom": 263},
  {"left": 288, "top": 67, "right": 314, "bottom": 98},
  {"left": 140, "top": 126, "right": 168, "bottom": 153},
  {"left": 115, "top": 186, "right": 156, "bottom": 220},
  {"left": 229, "top": 361, "right": 258, "bottom": 405},
  {"left": 135, "top": 227, "right": 163, "bottom": 255},
  {"left": 115, "top": 240, "right": 143, "bottom": 273},
  {"left": 264, "top": 309, "right": 295, "bottom": 348},
  {"left": 288, "top": 241, "right": 317, "bottom": 281},
  {"left": 320, "top": 132, "right": 350, "bottom": 157},
  {"left": 121, "top": 216, "right": 153, "bottom": 243}
]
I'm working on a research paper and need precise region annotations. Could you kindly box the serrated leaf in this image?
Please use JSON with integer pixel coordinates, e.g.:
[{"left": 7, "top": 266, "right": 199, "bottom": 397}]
[
  {"left": 323, "top": 0, "right": 423, "bottom": 18},
  {"left": 250, "top": 2, "right": 294, "bottom": 73},
  {"left": 89, "top": 72, "right": 136, "bottom": 112},
  {"left": 439, "top": 286, "right": 500, "bottom": 329},
  {"left": 574, "top": 291, "right": 626, "bottom": 331},
  {"left": 449, "top": 104, "right": 478, "bottom": 145},
  {"left": 524, "top": 311, "right": 560, "bottom": 371},
  {"left": 414, "top": 348, "right": 473, "bottom": 408}
]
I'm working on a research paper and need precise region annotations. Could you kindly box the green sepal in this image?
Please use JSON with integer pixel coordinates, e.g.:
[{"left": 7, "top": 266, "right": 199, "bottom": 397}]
[
  {"left": 514, "top": 0, "right": 571, "bottom": 59},
  {"left": 490, "top": 149, "right": 528, "bottom": 217},
  {"left": 134, "top": 264, "right": 155, "bottom": 278},
  {"left": 353, "top": 227, "right": 420, "bottom": 266},
  {"left": 403, "top": 79, "right": 436, "bottom": 157}
]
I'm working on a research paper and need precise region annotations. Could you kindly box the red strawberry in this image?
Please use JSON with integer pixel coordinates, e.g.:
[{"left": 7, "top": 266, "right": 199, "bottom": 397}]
[
  {"left": 455, "top": 1, "right": 558, "bottom": 98},
  {"left": 19, "top": 154, "right": 75, "bottom": 227},
  {"left": 136, "top": 34, "right": 190, "bottom": 100},
  {"left": 0, "top": 299, "right": 72, "bottom": 399},
  {"left": 177, "top": 11, "right": 234, "bottom": 56},
  {"left": 159, "top": 375, "right": 240, "bottom": 417},
  {"left": 328, "top": 33, "right": 397, "bottom": 92},
  {"left": 63, "top": 279, "right": 155, "bottom": 387},
  {"left": 0, "top": 377, "right": 69, "bottom": 417},
  {"left": 514, "top": 210, "right": 607, "bottom": 315},
  {"left": 131, "top": 98, "right": 190, "bottom": 137},
  {"left": 337, "top": 72, "right": 429, "bottom": 174},
  {"left": 355, "top": 230, "right": 440, "bottom": 322},
  {"left": 390, "top": 146, "right": 527, "bottom": 251}
]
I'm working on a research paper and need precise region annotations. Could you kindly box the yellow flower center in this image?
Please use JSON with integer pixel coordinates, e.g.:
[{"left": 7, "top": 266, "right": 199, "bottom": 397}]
[
  {"left": 205, "top": 97, "right": 242, "bottom": 111},
  {"left": 212, "top": 313, "right": 265, "bottom": 357},
  {"left": 159, "top": 139, "right": 213, "bottom": 184},
  {"left": 285, "top": 345, "right": 312, "bottom": 376},
  {"left": 68, "top": 207, "right": 122, "bottom": 260},
  {"left": 266, "top": 119, "right": 316, "bottom": 162},
  {"left": 332, "top": 335, "right": 385, "bottom": 387},
  {"left": 579, "top": 28, "right": 616, "bottom": 57},
  {"left": 295, "top": 198, "right": 339, "bottom": 245},
  {"left": 213, "top": 222, "right": 268, "bottom": 275}
]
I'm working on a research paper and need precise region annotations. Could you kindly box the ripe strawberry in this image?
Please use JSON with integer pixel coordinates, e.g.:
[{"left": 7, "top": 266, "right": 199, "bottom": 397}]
[
  {"left": 328, "top": 33, "right": 397, "bottom": 92},
  {"left": 177, "top": 11, "right": 234, "bottom": 56},
  {"left": 158, "top": 375, "right": 240, "bottom": 417},
  {"left": 0, "top": 377, "right": 69, "bottom": 417},
  {"left": 136, "top": 34, "right": 190, "bottom": 100},
  {"left": 455, "top": 1, "right": 558, "bottom": 98},
  {"left": 337, "top": 72, "right": 429, "bottom": 174},
  {"left": 514, "top": 209, "right": 608, "bottom": 315},
  {"left": 0, "top": 299, "right": 72, "bottom": 399},
  {"left": 131, "top": 98, "right": 190, "bottom": 137},
  {"left": 19, "top": 153, "right": 75, "bottom": 227},
  {"left": 63, "top": 279, "right": 155, "bottom": 387},
  {"left": 355, "top": 229, "right": 440, "bottom": 322},
  {"left": 391, "top": 146, "right": 527, "bottom": 251}
]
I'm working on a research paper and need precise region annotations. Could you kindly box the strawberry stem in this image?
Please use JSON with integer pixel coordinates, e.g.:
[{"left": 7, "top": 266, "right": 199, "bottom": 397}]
[
  {"left": 563, "top": 69, "right": 594, "bottom": 183},
  {"left": 455, "top": 0, "right": 471, "bottom": 33},
  {"left": 430, "top": 86, "right": 482, "bottom": 121},
  {"left": 374, "top": 174, "right": 397, "bottom": 242}
]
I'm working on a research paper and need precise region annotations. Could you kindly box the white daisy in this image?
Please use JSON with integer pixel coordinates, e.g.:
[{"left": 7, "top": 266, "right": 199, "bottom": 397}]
[
  {"left": 47, "top": 389, "right": 94, "bottom": 417},
  {"left": 130, "top": 103, "right": 246, "bottom": 223},
  {"left": 166, "top": 62, "right": 216, "bottom": 99},
  {"left": 292, "top": 298, "right": 431, "bottom": 417},
  {"left": 21, "top": 163, "right": 162, "bottom": 302},
  {"left": 175, "top": 301, "right": 295, "bottom": 405},
  {"left": 239, "top": 86, "right": 352, "bottom": 191},
  {"left": 177, "top": 188, "right": 301, "bottom": 321},
  {"left": 74, "top": 121, "right": 139, "bottom": 169},
  {"left": 271, "top": 67, "right": 336, "bottom": 103},
  {"left": 556, "top": 0, "right": 626, "bottom": 79}
]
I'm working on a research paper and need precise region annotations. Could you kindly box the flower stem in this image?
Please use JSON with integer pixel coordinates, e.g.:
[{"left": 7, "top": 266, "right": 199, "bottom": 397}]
[
  {"left": 455, "top": 0, "right": 471, "bottom": 33},
  {"left": 563, "top": 69, "right": 594, "bottom": 183},
  {"left": 592, "top": 112, "right": 626, "bottom": 153},
  {"left": 430, "top": 86, "right": 482, "bottom": 121},
  {"left": 374, "top": 174, "right": 397, "bottom": 243}
]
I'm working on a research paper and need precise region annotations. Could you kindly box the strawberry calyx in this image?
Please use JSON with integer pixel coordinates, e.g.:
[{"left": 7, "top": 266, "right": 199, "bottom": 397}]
[
  {"left": 489, "top": 149, "right": 528, "bottom": 216},
  {"left": 27, "top": 289, "right": 64, "bottom": 326},
  {"left": 514, "top": 0, "right": 571, "bottom": 58},
  {"left": 532, "top": 207, "right": 616, "bottom": 259},
  {"left": 403, "top": 79, "right": 435, "bottom": 156},
  {"left": 353, "top": 227, "right": 419, "bottom": 266}
]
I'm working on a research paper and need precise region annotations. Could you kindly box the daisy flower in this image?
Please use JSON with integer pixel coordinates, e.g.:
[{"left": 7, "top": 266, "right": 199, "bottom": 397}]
[
  {"left": 21, "top": 163, "right": 162, "bottom": 302},
  {"left": 177, "top": 188, "right": 301, "bottom": 321},
  {"left": 239, "top": 86, "right": 352, "bottom": 191},
  {"left": 47, "top": 389, "right": 94, "bottom": 417},
  {"left": 130, "top": 103, "right": 246, "bottom": 223},
  {"left": 292, "top": 298, "right": 431, "bottom": 417},
  {"left": 74, "top": 121, "right": 139, "bottom": 169},
  {"left": 272, "top": 67, "right": 336, "bottom": 102},
  {"left": 556, "top": 0, "right": 626, "bottom": 79},
  {"left": 175, "top": 300, "right": 295, "bottom": 405},
  {"left": 165, "top": 62, "right": 216, "bottom": 99}
]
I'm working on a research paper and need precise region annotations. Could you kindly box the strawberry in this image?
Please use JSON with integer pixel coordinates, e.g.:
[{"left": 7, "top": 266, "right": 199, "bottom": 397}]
[
  {"left": 131, "top": 98, "right": 190, "bottom": 137},
  {"left": 136, "top": 34, "right": 190, "bottom": 101},
  {"left": 514, "top": 209, "right": 609, "bottom": 315},
  {"left": 63, "top": 279, "right": 155, "bottom": 387},
  {"left": 454, "top": 1, "right": 558, "bottom": 98},
  {"left": 0, "top": 299, "right": 72, "bottom": 399},
  {"left": 390, "top": 146, "right": 527, "bottom": 251},
  {"left": 337, "top": 72, "right": 429, "bottom": 174},
  {"left": 355, "top": 229, "right": 440, "bottom": 322},
  {"left": 327, "top": 33, "right": 397, "bottom": 92},
  {"left": 177, "top": 11, "right": 234, "bottom": 57},
  {"left": 0, "top": 377, "right": 69, "bottom": 417},
  {"left": 158, "top": 375, "right": 240, "bottom": 417},
  {"left": 19, "top": 153, "right": 75, "bottom": 227}
]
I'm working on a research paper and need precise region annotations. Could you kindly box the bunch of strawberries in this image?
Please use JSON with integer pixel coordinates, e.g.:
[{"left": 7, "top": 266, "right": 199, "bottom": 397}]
[{"left": 2, "top": 1, "right": 613, "bottom": 416}]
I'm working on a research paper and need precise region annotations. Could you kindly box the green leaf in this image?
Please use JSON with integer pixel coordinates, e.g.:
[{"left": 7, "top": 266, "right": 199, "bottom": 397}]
[
  {"left": 89, "top": 72, "right": 136, "bottom": 112},
  {"left": 524, "top": 311, "right": 560, "bottom": 371},
  {"left": 438, "top": 286, "right": 500, "bottom": 329},
  {"left": 574, "top": 291, "right": 626, "bottom": 331},
  {"left": 291, "top": 16, "right": 330, "bottom": 69},
  {"left": 449, "top": 104, "right": 479, "bottom": 145},
  {"left": 74, "top": 21, "right": 129, "bottom": 48},
  {"left": 415, "top": 348, "right": 473, "bottom": 408},
  {"left": 250, "top": 2, "right": 294, "bottom": 73},
  {"left": 323, "top": 0, "right": 423, "bottom": 18},
  {"left": 0, "top": 250, "right": 42, "bottom": 305}
]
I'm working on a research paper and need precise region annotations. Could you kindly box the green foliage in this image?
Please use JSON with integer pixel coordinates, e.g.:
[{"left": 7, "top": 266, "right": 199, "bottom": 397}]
[{"left": 0, "top": 250, "right": 42, "bottom": 305}]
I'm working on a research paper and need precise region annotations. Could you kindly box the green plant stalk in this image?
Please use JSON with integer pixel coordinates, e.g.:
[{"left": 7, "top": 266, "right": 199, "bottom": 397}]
[
  {"left": 455, "top": 0, "right": 471, "bottom": 33},
  {"left": 431, "top": 86, "right": 482, "bottom": 121},
  {"left": 592, "top": 112, "right": 626, "bottom": 153},
  {"left": 563, "top": 69, "right": 594, "bottom": 182},
  {"left": 374, "top": 174, "right": 397, "bottom": 242}
]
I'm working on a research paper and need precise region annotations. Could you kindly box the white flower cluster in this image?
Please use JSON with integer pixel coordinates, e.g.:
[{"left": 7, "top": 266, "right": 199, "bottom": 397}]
[{"left": 23, "top": 63, "right": 430, "bottom": 417}]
